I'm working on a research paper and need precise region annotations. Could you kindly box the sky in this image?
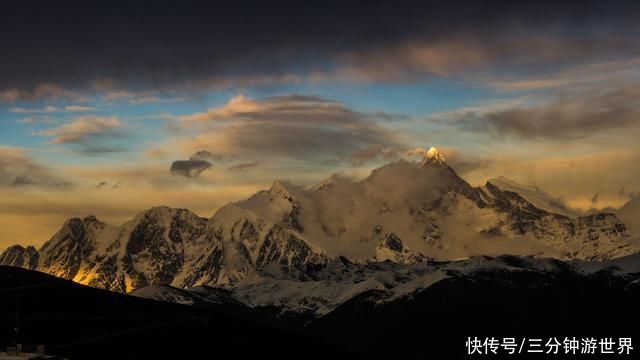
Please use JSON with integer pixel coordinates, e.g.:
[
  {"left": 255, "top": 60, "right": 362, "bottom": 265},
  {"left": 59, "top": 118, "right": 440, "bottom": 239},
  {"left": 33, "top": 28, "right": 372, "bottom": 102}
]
[{"left": 1, "top": 0, "right": 640, "bottom": 247}]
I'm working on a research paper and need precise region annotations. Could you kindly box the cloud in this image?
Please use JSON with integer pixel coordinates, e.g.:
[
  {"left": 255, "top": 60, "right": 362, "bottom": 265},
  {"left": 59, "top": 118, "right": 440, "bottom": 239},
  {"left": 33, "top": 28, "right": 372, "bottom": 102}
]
[
  {"left": 320, "top": 36, "right": 585, "bottom": 82},
  {"left": 619, "top": 195, "right": 640, "bottom": 236},
  {"left": 171, "top": 150, "right": 261, "bottom": 176},
  {"left": 169, "top": 151, "right": 222, "bottom": 178},
  {"left": 227, "top": 161, "right": 259, "bottom": 172},
  {"left": 349, "top": 144, "right": 398, "bottom": 166},
  {"left": 437, "top": 86, "right": 640, "bottom": 140},
  {"left": 0, "top": 146, "right": 69, "bottom": 187},
  {"left": 36, "top": 116, "right": 125, "bottom": 145},
  {"left": 0, "top": 84, "right": 78, "bottom": 102},
  {"left": 11, "top": 175, "right": 35, "bottom": 186},
  {"left": 11, "top": 105, "right": 97, "bottom": 113},
  {"left": 179, "top": 94, "right": 261, "bottom": 122},
  {"left": 16, "top": 116, "right": 56, "bottom": 124},
  {"left": 2, "top": 2, "right": 639, "bottom": 92},
  {"left": 65, "top": 105, "right": 97, "bottom": 112},
  {"left": 0, "top": 88, "right": 26, "bottom": 102},
  {"left": 174, "top": 94, "right": 401, "bottom": 162},
  {"left": 486, "top": 57, "right": 640, "bottom": 91},
  {"left": 169, "top": 160, "right": 211, "bottom": 177},
  {"left": 11, "top": 106, "right": 61, "bottom": 114},
  {"left": 190, "top": 150, "right": 227, "bottom": 163},
  {"left": 128, "top": 96, "right": 185, "bottom": 104}
]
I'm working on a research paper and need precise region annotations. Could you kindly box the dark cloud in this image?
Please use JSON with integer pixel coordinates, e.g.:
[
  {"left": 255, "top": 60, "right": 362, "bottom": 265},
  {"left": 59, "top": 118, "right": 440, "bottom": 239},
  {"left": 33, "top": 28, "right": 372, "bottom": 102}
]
[
  {"left": 97, "top": 181, "right": 108, "bottom": 188},
  {"left": 1, "top": 1, "right": 639, "bottom": 92},
  {"left": 444, "top": 86, "right": 640, "bottom": 140},
  {"left": 11, "top": 175, "right": 35, "bottom": 186},
  {"left": 227, "top": 162, "right": 259, "bottom": 172},
  {"left": 170, "top": 160, "right": 211, "bottom": 178},
  {"left": 169, "top": 151, "right": 230, "bottom": 177},
  {"left": 190, "top": 150, "right": 227, "bottom": 163}
]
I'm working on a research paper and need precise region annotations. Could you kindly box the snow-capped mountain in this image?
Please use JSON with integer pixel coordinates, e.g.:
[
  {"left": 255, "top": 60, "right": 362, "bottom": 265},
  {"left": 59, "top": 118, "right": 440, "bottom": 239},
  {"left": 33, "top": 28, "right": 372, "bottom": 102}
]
[{"left": 1, "top": 147, "right": 637, "bottom": 296}]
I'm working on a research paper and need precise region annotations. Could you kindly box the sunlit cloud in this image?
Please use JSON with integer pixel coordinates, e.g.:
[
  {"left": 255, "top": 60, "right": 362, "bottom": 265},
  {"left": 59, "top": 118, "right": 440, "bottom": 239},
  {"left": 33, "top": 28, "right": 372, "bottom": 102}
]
[
  {"left": 36, "top": 116, "right": 124, "bottom": 145},
  {"left": 11, "top": 106, "right": 61, "bottom": 114}
]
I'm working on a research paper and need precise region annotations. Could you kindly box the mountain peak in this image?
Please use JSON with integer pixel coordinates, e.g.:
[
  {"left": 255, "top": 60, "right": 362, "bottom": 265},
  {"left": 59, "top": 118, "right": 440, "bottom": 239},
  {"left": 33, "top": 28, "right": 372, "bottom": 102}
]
[
  {"left": 421, "top": 146, "right": 446, "bottom": 167},
  {"left": 0, "top": 244, "right": 39, "bottom": 270},
  {"left": 268, "top": 179, "right": 295, "bottom": 202}
]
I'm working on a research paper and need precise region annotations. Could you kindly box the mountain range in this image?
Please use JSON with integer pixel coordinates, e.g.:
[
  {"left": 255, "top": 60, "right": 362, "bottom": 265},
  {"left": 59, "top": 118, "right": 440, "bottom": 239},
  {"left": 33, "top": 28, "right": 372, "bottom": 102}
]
[{"left": 1, "top": 147, "right": 639, "bottom": 316}]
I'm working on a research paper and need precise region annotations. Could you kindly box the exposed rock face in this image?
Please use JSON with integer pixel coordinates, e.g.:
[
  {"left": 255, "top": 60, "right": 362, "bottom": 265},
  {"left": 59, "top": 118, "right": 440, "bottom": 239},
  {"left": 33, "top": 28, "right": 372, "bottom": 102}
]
[
  {"left": 373, "top": 233, "right": 426, "bottom": 264},
  {"left": 38, "top": 216, "right": 106, "bottom": 280},
  {"left": 0, "top": 245, "right": 39, "bottom": 269}
]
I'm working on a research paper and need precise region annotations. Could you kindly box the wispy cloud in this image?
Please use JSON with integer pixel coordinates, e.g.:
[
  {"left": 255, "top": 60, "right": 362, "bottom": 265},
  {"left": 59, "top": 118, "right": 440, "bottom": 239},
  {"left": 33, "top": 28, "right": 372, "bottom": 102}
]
[
  {"left": 430, "top": 86, "right": 640, "bottom": 140},
  {"left": 0, "top": 84, "right": 80, "bottom": 103},
  {"left": 0, "top": 146, "right": 69, "bottom": 187},
  {"left": 128, "top": 96, "right": 185, "bottom": 104},
  {"left": 486, "top": 57, "right": 640, "bottom": 91},
  {"left": 16, "top": 115, "right": 56, "bottom": 124},
  {"left": 11, "top": 105, "right": 97, "bottom": 113},
  {"left": 227, "top": 161, "right": 259, "bottom": 172},
  {"left": 102, "top": 89, "right": 185, "bottom": 105},
  {"left": 64, "top": 105, "right": 98, "bottom": 112},
  {"left": 11, "top": 106, "right": 61, "bottom": 114}
]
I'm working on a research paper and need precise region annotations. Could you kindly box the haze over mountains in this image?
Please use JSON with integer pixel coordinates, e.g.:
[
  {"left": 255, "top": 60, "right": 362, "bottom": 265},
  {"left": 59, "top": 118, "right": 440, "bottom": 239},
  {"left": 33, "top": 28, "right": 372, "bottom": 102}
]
[{"left": 1, "top": 147, "right": 638, "bottom": 315}]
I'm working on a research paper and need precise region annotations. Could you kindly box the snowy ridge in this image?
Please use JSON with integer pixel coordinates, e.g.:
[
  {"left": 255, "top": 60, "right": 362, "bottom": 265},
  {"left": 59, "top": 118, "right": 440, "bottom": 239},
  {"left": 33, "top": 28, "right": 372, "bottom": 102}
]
[{"left": 136, "top": 254, "right": 595, "bottom": 316}]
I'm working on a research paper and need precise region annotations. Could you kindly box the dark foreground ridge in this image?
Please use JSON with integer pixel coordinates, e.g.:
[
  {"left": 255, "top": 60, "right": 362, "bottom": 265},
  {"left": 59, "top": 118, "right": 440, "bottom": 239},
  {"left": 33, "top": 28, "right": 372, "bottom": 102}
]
[
  {"left": 0, "top": 266, "right": 354, "bottom": 359},
  {"left": 1, "top": 263, "right": 639, "bottom": 359}
]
